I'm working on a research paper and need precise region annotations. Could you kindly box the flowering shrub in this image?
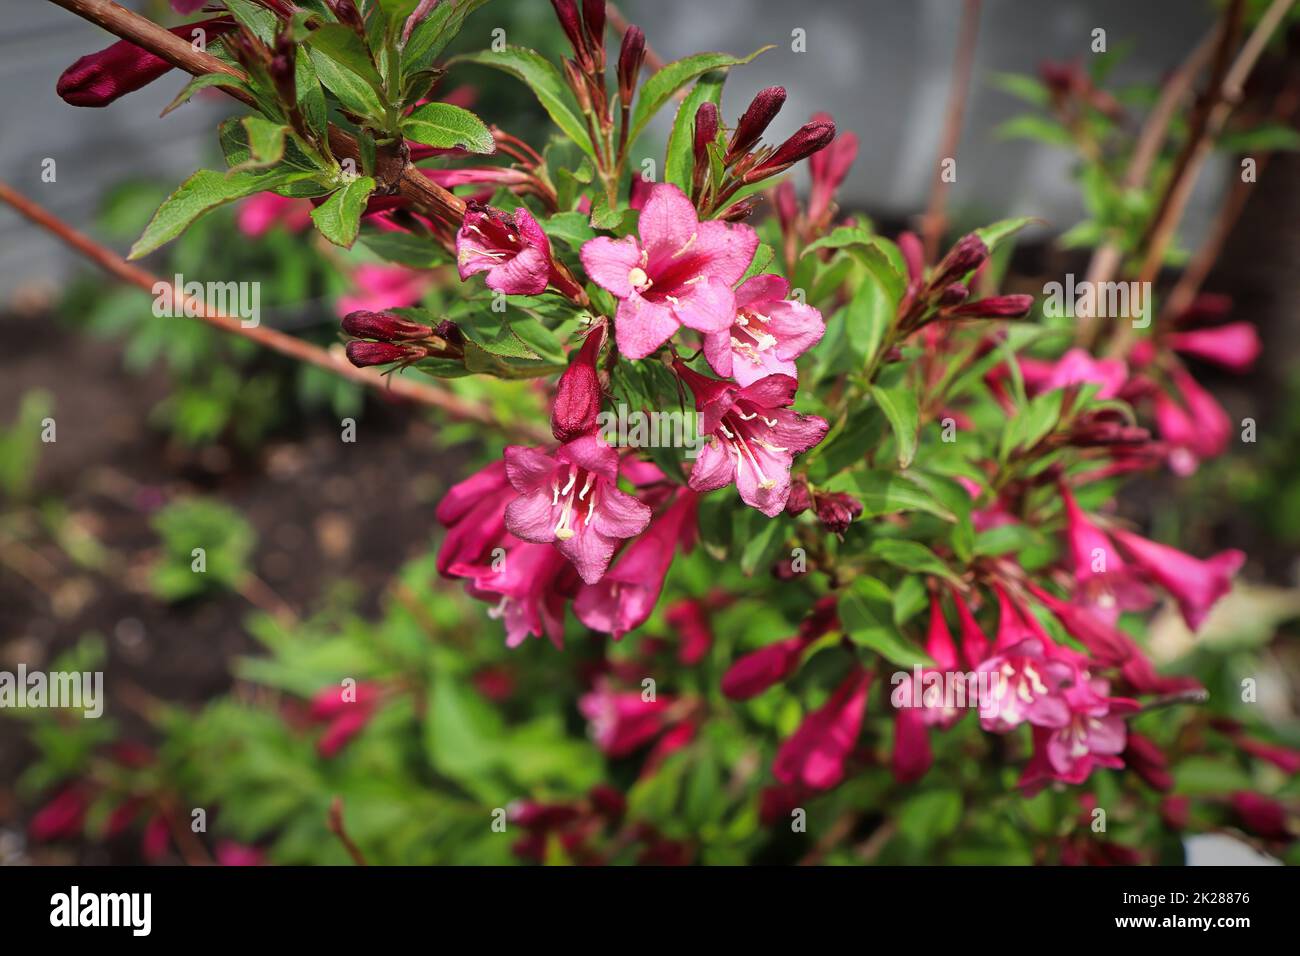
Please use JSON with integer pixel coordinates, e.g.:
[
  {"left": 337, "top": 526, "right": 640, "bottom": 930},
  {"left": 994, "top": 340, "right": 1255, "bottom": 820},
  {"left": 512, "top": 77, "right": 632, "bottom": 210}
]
[{"left": 8, "top": 0, "right": 1298, "bottom": 866}]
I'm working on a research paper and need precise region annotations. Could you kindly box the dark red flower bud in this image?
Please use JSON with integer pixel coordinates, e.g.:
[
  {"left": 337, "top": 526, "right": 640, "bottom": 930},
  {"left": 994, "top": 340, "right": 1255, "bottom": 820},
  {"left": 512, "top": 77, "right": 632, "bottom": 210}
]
[
  {"left": 930, "top": 234, "right": 989, "bottom": 288},
  {"left": 744, "top": 120, "right": 836, "bottom": 181},
  {"left": 813, "top": 490, "right": 863, "bottom": 534},
  {"left": 727, "top": 86, "right": 786, "bottom": 161},
  {"left": 581, "top": 0, "right": 607, "bottom": 60},
  {"left": 342, "top": 310, "right": 434, "bottom": 342},
  {"left": 270, "top": 29, "right": 297, "bottom": 111},
  {"left": 937, "top": 282, "right": 968, "bottom": 307},
  {"left": 1160, "top": 795, "right": 1191, "bottom": 830},
  {"left": 551, "top": 0, "right": 587, "bottom": 62},
  {"left": 345, "top": 341, "right": 426, "bottom": 368},
  {"left": 775, "top": 180, "right": 798, "bottom": 233},
  {"left": 1124, "top": 733, "right": 1173, "bottom": 792},
  {"left": 434, "top": 320, "right": 465, "bottom": 348},
  {"left": 617, "top": 26, "right": 646, "bottom": 105},
  {"left": 57, "top": 18, "right": 234, "bottom": 107},
  {"left": 551, "top": 324, "right": 605, "bottom": 441},
  {"left": 1230, "top": 791, "right": 1291, "bottom": 840},
  {"left": 949, "top": 294, "right": 1035, "bottom": 319},
  {"left": 785, "top": 477, "right": 812, "bottom": 516},
  {"left": 721, "top": 635, "right": 809, "bottom": 700},
  {"left": 587, "top": 784, "right": 626, "bottom": 821},
  {"left": 693, "top": 101, "right": 719, "bottom": 167},
  {"left": 329, "top": 0, "right": 367, "bottom": 37},
  {"left": 510, "top": 800, "right": 582, "bottom": 830}
]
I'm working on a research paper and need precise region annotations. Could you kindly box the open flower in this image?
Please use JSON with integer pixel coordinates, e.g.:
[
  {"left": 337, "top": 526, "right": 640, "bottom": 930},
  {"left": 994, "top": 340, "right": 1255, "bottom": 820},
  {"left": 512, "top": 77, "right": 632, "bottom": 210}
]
[
  {"left": 702, "top": 274, "right": 825, "bottom": 385},
  {"left": 456, "top": 202, "right": 552, "bottom": 295},
  {"left": 675, "top": 361, "right": 829, "bottom": 517},
  {"left": 579, "top": 680, "right": 675, "bottom": 757},
  {"left": 1060, "top": 483, "right": 1152, "bottom": 623},
  {"left": 1111, "top": 528, "right": 1244, "bottom": 631},
  {"left": 773, "top": 667, "right": 871, "bottom": 791},
  {"left": 503, "top": 435, "right": 652, "bottom": 584},
  {"left": 581, "top": 183, "right": 759, "bottom": 359},
  {"left": 1018, "top": 675, "right": 1137, "bottom": 791}
]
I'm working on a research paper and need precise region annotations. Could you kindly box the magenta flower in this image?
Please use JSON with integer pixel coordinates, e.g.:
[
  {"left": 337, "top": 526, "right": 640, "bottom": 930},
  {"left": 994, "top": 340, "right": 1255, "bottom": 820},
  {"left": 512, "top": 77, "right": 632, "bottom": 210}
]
[
  {"left": 336, "top": 263, "right": 434, "bottom": 317},
  {"left": 573, "top": 489, "right": 695, "bottom": 637},
  {"left": 215, "top": 841, "right": 265, "bottom": 867},
  {"left": 806, "top": 111, "right": 858, "bottom": 227},
  {"left": 722, "top": 634, "right": 812, "bottom": 701},
  {"left": 309, "top": 682, "right": 381, "bottom": 758},
  {"left": 580, "top": 183, "right": 759, "bottom": 359},
  {"left": 675, "top": 361, "right": 829, "bottom": 517},
  {"left": 1018, "top": 675, "right": 1137, "bottom": 791},
  {"left": 976, "top": 639, "right": 1073, "bottom": 733},
  {"left": 503, "top": 435, "right": 652, "bottom": 585},
  {"left": 28, "top": 786, "right": 87, "bottom": 842},
  {"left": 773, "top": 667, "right": 871, "bottom": 791},
  {"left": 237, "top": 193, "right": 312, "bottom": 238},
  {"left": 1166, "top": 321, "right": 1260, "bottom": 373},
  {"left": 462, "top": 539, "right": 578, "bottom": 649},
  {"left": 579, "top": 680, "right": 674, "bottom": 757},
  {"left": 456, "top": 202, "right": 552, "bottom": 295},
  {"left": 890, "top": 593, "right": 965, "bottom": 783},
  {"left": 701, "top": 274, "right": 825, "bottom": 386},
  {"left": 1152, "top": 366, "right": 1231, "bottom": 474},
  {"left": 1112, "top": 528, "right": 1244, "bottom": 631},
  {"left": 1060, "top": 483, "right": 1152, "bottom": 623},
  {"left": 435, "top": 459, "right": 515, "bottom": 576},
  {"left": 1020, "top": 348, "right": 1128, "bottom": 399}
]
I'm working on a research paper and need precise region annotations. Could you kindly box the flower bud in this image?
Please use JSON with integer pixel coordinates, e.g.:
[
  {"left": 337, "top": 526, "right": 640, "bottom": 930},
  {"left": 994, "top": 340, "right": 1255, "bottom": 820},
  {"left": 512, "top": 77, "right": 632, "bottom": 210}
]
[
  {"left": 342, "top": 310, "right": 434, "bottom": 342},
  {"left": 270, "top": 29, "right": 297, "bottom": 113},
  {"left": 726, "top": 86, "right": 786, "bottom": 162},
  {"left": 937, "top": 282, "right": 968, "bottom": 307},
  {"left": 581, "top": 0, "right": 606, "bottom": 64},
  {"left": 693, "top": 101, "right": 719, "bottom": 167},
  {"left": 930, "top": 234, "right": 989, "bottom": 288},
  {"left": 551, "top": 325, "right": 605, "bottom": 441},
  {"left": 744, "top": 120, "right": 836, "bottom": 181},
  {"left": 329, "top": 0, "right": 367, "bottom": 37},
  {"left": 617, "top": 26, "right": 645, "bottom": 105},
  {"left": 550, "top": 0, "right": 587, "bottom": 62},
  {"left": 345, "top": 341, "right": 425, "bottom": 368},
  {"left": 785, "top": 478, "right": 812, "bottom": 516},
  {"left": 948, "top": 294, "right": 1034, "bottom": 319},
  {"left": 813, "top": 490, "right": 862, "bottom": 534}
]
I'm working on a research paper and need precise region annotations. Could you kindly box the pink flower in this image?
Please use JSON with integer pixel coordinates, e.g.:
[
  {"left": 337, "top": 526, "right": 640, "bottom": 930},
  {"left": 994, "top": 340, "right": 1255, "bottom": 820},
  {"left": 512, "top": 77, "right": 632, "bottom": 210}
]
[
  {"left": 1021, "top": 348, "right": 1128, "bottom": 399},
  {"left": 435, "top": 459, "right": 515, "bottom": 576},
  {"left": 1152, "top": 366, "right": 1231, "bottom": 474},
  {"left": 462, "top": 540, "right": 577, "bottom": 648},
  {"left": 722, "top": 634, "right": 810, "bottom": 700},
  {"left": 1018, "top": 675, "right": 1137, "bottom": 791},
  {"left": 701, "top": 274, "right": 825, "bottom": 386},
  {"left": 976, "top": 638, "right": 1073, "bottom": 733},
  {"left": 573, "top": 490, "right": 696, "bottom": 637},
  {"left": 215, "top": 841, "right": 265, "bottom": 866},
  {"left": 28, "top": 786, "right": 87, "bottom": 842},
  {"left": 579, "top": 680, "right": 674, "bottom": 757},
  {"left": 237, "top": 193, "right": 312, "bottom": 237},
  {"left": 1060, "top": 483, "right": 1152, "bottom": 623},
  {"left": 1166, "top": 321, "right": 1260, "bottom": 373},
  {"left": 806, "top": 112, "right": 858, "bottom": 227},
  {"left": 664, "top": 599, "right": 713, "bottom": 665},
  {"left": 773, "top": 667, "right": 871, "bottom": 791},
  {"left": 581, "top": 183, "right": 759, "bottom": 359},
  {"left": 336, "top": 264, "right": 434, "bottom": 316},
  {"left": 57, "top": 17, "right": 234, "bottom": 107},
  {"left": 890, "top": 593, "right": 966, "bottom": 782},
  {"left": 1111, "top": 528, "right": 1244, "bottom": 631},
  {"left": 503, "top": 436, "right": 652, "bottom": 585},
  {"left": 456, "top": 202, "right": 552, "bottom": 295},
  {"left": 675, "top": 361, "right": 829, "bottom": 517},
  {"left": 551, "top": 323, "right": 605, "bottom": 442},
  {"left": 1230, "top": 791, "right": 1291, "bottom": 840},
  {"left": 141, "top": 814, "right": 171, "bottom": 862},
  {"left": 309, "top": 682, "right": 381, "bottom": 758}
]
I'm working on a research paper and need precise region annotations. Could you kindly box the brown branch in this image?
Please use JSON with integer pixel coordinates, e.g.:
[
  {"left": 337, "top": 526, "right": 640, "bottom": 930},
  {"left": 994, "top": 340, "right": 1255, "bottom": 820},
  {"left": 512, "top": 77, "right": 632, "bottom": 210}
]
[
  {"left": 920, "top": 0, "right": 982, "bottom": 263},
  {"left": 327, "top": 796, "right": 369, "bottom": 866},
  {"left": 49, "top": 0, "right": 466, "bottom": 223},
  {"left": 0, "top": 180, "right": 546, "bottom": 434}
]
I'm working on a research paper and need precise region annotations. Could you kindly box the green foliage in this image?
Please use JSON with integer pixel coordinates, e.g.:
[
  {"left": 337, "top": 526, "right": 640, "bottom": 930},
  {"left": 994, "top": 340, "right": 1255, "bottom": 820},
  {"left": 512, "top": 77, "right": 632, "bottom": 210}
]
[{"left": 150, "top": 499, "right": 256, "bottom": 601}]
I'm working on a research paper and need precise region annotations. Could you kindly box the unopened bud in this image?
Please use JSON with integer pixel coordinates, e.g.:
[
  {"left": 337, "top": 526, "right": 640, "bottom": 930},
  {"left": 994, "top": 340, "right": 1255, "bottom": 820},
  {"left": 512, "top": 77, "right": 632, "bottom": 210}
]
[
  {"left": 949, "top": 294, "right": 1034, "bottom": 319},
  {"left": 551, "top": 0, "right": 587, "bottom": 63},
  {"left": 617, "top": 26, "right": 645, "bottom": 105},
  {"left": 744, "top": 120, "right": 836, "bottom": 182},
  {"left": 694, "top": 101, "right": 719, "bottom": 166},
  {"left": 344, "top": 341, "right": 426, "bottom": 368},
  {"left": 551, "top": 324, "right": 605, "bottom": 442},
  {"left": 342, "top": 310, "right": 433, "bottom": 342},
  {"left": 727, "top": 86, "right": 786, "bottom": 162},
  {"left": 328, "top": 0, "right": 367, "bottom": 37},
  {"left": 813, "top": 491, "right": 862, "bottom": 534},
  {"left": 937, "top": 282, "right": 968, "bottom": 308},
  {"left": 785, "top": 478, "right": 812, "bottom": 516},
  {"left": 930, "top": 234, "right": 988, "bottom": 288}
]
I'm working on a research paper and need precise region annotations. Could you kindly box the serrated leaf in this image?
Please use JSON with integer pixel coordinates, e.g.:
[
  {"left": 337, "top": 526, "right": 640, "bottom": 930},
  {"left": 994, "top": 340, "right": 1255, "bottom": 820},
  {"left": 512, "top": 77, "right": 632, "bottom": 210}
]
[
  {"left": 161, "top": 72, "right": 253, "bottom": 117},
  {"left": 453, "top": 47, "right": 593, "bottom": 158},
  {"left": 236, "top": 116, "right": 288, "bottom": 170},
  {"left": 129, "top": 167, "right": 313, "bottom": 259},
  {"left": 307, "top": 22, "right": 384, "bottom": 89},
  {"left": 869, "top": 383, "right": 919, "bottom": 468},
  {"left": 627, "top": 47, "right": 772, "bottom": 147},
  {"left": 401, "top": 101, "right": 494, "bottom": 153},
  {"left": 359, "top": 228, "right": 447, "bottom": 267},
  {"left": 401, "top": 0, "right": 491, "bottom": 73},
  {"left": 308, "top": 48, "right": 384, "bottom": 117},
  {"left": 310, "top": 175, "right": 376, "bottom": 248}
]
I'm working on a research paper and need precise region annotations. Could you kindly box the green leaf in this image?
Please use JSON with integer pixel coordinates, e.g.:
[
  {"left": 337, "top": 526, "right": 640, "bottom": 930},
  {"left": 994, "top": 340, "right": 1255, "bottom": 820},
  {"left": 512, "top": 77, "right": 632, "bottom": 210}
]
[
  {"left": 739, "top": 514, "right": 787, "bottom": 576},
  {"left": 307, "top": 22, "right": 384, "bottom": 90},
  {"left": 846, "top": 471, "right": 956, "bottom": 522},
  {"left": 897, "top": 790, "right": 963, "bottom": 847},
  {"left": 401, "top": 0, "right": 491, "bottom": 73},
  {"left": 161, "top": 72, "right": 253, "bottom": 117},
  {"left": 310, "top": 176, "right": 376, "bottom": 248},
  {"left": 308, "top": 48, "right": 385, "bottom": 117},
  {"left": 995, "top": 114, "right": 1074, "bottom": 148},
  {"left": 453, "top": 48, "right": 594, "bottom": 158},
  {"left": 359, "top": 229, "right": 448, "bottom": 267},
  {"left": 975, "top": 216, "right": 1037, "bottom": 255},
  {"left": 840, "top": 577, "right": 933, "bottom": 667},
  {"left": 867, "top": 538, "right": 961, "bottom": 584},
  {"left": 401, "top": 101, "right": 495, "bottom": 153},
  {"left": 129, "top": 167, "right": 313, "bottom": 259},
  {"left": 224, "top": 0, "right": 277, "bottom": 43},
  {"left": 841, "top": 265, "right": 892, "bottom": 366},
  {"left": 627, "top": 47, "right": 772, "bottom": 148},
  {"left": 1217, "top": 122, "right": 1300, "bottom": 153},
  {"left": 990, "top": 71, "right": 1051, "bottom": 107},
  {"left": 999, "top": 387, "right": 1064, "bottom": 460},
  {"left": 869, "top": 383, "right": 920, "bottom": 468},
  {"left": 235, "top": 116, "right": 288, "bottom": 170},
  {"left": 665, "top": 72, "right": 725, "bottom": 189}
]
